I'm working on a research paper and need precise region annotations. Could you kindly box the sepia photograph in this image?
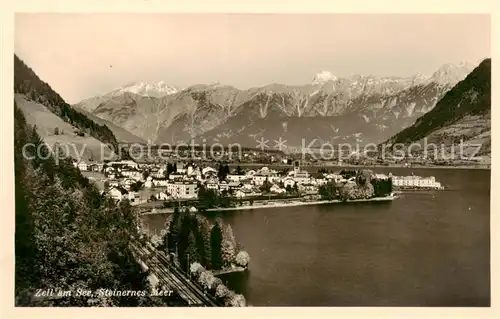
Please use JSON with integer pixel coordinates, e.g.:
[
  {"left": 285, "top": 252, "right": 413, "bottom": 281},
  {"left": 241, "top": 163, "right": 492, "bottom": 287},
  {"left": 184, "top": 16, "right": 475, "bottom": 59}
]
[{"left": 8, "top": 8, "right": 493, "bottom": 309}]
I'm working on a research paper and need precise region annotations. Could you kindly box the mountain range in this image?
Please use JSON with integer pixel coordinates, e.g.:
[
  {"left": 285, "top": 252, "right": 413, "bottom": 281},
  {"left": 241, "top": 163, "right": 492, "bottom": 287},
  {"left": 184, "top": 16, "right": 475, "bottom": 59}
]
[{"left": 73, "top": 62, "right": 476, "bottom": 149}]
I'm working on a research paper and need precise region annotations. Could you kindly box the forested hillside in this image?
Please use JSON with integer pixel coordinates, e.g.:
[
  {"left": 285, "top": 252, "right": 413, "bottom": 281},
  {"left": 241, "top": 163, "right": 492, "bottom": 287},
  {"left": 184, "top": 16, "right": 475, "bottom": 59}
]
[
  {"left": 14, "top": 55, "right": 119, "bottom": 151},
  {"left": 386, "top": 58, "right": 491, "bottom": 145},
  {"left": 14, "top": 101, "right": 165, "bottom": 306}
]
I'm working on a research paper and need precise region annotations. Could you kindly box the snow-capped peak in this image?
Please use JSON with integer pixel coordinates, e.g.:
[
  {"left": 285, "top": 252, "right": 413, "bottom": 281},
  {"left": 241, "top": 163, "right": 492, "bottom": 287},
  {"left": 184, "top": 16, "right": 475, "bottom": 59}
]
[
  {"left": 114, "top": 81, "right": 179, "bottom": 97},
  {"left": 312, "top": 70, "right": 337, "bottom": 85},
  {"left": 429, "top": 62, "right": 475, "bottom": 86}
]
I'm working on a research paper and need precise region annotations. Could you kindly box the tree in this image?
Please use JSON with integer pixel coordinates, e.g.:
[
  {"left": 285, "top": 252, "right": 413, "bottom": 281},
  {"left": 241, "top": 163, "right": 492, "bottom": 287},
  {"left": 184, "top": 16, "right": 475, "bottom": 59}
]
[
  {"left": 221, "top": 224, "right": 236, "bottom": 265},
  {"left": 130, "top": 181, "right": 143, "bottom": 192},
  {"left": 340, "top": 169, "right": 357, "bottom": 179},
  {"left": 210, "top": 223, "right": 223, "bottom": 269},
  {"left": 13, "top": 100, "right": 159, "bottom": 306},
  {"left": 217, "top": 163, "right": 230, "bottom": 181},
  {"left": 53, "top": 127, "right": 59, "bottom": 135},
  {"left": 236, "top": 165, "right": 243, "bottom": 175},
  {"left": 185, "top": 231, "right": 200, "bottom": 267},
  {"left": 219, "top": 190, "right": 233, "bottom": 208},
  {"left": 167, "top": 207, "right": 181, "bottom": 254},
  {"left": 259, "top": 178, "right": 272, "bottom": 193},
  {"left": 318, "top": 182, "right": 339, "bottom": 200}
]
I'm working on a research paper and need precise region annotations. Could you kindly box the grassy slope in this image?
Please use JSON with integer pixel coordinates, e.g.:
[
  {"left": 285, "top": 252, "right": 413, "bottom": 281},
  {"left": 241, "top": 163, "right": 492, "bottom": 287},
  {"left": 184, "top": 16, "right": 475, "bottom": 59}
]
[{"left": 16, "top": 94, "right": 117, "bottom": 161}]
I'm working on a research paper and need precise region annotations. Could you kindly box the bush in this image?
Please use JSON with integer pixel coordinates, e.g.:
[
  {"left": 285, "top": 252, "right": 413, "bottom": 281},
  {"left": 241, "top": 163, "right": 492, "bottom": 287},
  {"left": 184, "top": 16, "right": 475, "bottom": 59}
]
[
  {"left": 215, "top": 284, "right": 230, "bottom": 299},
  {"left": 235, "top": 251, "right": 250, "bottom": 267},
  {"left": 199, "top": 270, "right": 216, "bottom": 290},
  {"left": 190, "top": 262, "right": 204, "bottom": 278},
  {"left": 225, "top": 292, "right": 246, "bottom": 307}
]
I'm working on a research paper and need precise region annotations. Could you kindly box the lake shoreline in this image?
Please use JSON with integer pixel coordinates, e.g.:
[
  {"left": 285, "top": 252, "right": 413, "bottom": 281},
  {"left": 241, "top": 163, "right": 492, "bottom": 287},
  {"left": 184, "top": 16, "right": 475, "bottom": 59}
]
[
  {"left": 227, "top": 163, "right": 490, "bottom": 170},
  {"left": 140, "top": 195, "right": 398, "bottom": 215}
]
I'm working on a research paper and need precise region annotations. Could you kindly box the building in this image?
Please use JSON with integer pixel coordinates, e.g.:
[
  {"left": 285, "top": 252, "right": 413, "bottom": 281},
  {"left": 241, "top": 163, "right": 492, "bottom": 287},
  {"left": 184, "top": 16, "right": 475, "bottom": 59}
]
[
  {"left": 77, "top": 161, "right": 88, "bottom": 171},
  {"left": 167, "top": 181, "right": 198, "bottom": 199},
  {"left": 392, "top": 175, "right": 443, "bottom": 189},
  {"left": 153, "top": 178, "right": 169, "bottom": 187},
  {"left": 206, "top": 180, "right": 219, "bottom": 191},
  {"left": 219, "top": 181, "right": 229, "bottom": 192},
  {"left": 202, "top": 166, "right": 217, "bottom": 176},
  {"left": 122, "top": 169, "right": 142, "bottom": 181},
  {"left": 108, "top": 180, "right": 120, "bottom": 188},
  {"left": 127, "top": 191, "right": 138, "bottom": 202},
  {"left": 283, "top": 177, "right": 296, "bottom": 188},
  {"left": 91, "top": 163, "right": 104, "bottom": 172},
  {"left": 106, "top": 160, "right": 138, "bottom": 170},
  {"left": 169, "top": 173, "right": 185, "bottom": 181},
  {"left": 270, "top": 184, "right": 286, "bottom": 194},
  {"left": 227, "top": 174, "right": 248, "bottom": 183},
  {"left": 108, "top": 186, "right": 129, "bottom": 201},
  {"left": 155, "top": 191, "right": 169, "bottom": 200}
]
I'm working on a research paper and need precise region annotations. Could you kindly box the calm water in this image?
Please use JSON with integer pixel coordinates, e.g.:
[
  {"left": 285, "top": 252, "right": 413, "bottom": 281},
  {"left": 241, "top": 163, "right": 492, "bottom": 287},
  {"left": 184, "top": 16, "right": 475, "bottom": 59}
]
[{"left": 140, "top": 167, "right": 490, "bottom": 306}]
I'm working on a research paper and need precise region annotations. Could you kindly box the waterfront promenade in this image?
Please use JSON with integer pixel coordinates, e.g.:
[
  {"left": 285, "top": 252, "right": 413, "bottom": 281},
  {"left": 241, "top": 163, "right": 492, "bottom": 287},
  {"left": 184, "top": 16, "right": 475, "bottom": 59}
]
[{"left": 138, "top": 195, "right": 398, "bottom": 215}]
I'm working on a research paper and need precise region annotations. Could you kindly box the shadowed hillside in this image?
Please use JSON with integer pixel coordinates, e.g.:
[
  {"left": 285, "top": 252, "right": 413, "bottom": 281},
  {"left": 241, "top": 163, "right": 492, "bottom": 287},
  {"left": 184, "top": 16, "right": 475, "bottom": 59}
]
[{"left": 385, "top": 58, "right": 491, "bottom": 146}]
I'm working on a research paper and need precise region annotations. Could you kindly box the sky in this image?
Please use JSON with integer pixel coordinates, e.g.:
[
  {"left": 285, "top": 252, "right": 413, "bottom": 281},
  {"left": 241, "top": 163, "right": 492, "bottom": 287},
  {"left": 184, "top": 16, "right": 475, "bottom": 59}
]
[{"left": 15, "top": 13, "right": 490, "bottom": 104}]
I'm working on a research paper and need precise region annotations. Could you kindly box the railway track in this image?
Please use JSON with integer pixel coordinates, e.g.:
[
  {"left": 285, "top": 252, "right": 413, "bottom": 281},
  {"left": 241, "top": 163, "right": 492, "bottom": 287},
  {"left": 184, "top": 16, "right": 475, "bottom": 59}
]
[{"left": 130, "top": 239, "right": 221, "bottom": 307}]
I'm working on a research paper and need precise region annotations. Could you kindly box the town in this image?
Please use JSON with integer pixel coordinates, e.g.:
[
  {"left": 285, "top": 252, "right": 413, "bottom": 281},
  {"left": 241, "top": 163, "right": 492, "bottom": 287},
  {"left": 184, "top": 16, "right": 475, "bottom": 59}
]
[{"left": 73, "top": 156, "right": 405, "bottom": 211}]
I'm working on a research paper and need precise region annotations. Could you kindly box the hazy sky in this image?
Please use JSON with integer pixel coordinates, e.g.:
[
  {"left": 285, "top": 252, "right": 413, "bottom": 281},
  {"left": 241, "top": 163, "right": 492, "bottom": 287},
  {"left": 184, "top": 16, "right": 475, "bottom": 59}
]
[{"left": 15, "top": 13, "right": 490, "bottom": 103}]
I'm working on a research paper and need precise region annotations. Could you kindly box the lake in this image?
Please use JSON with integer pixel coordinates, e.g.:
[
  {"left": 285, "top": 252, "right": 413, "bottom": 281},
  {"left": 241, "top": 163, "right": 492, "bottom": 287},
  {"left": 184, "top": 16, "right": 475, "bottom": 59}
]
[{"left": 140, "top": 167, "right": 490, "bottom": 306}]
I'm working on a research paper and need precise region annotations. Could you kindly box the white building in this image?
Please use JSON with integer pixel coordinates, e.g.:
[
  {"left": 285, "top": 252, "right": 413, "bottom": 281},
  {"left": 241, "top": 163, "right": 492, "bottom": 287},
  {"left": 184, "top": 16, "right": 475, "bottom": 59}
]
[
  {"left": 219, "top": 181, "right": 229, "bottom": 192},
  {"left": 167, "top": 182, "right": 198, "bottom": 199},
  {"left": 122, "top": 170, "right": 142, "bottom": 181},
  {"left": 283, "top": 177, "right": 296, "bottom": 188},
  {"left": 206, "top": 181, "right": 219, "bottom": 191},
  {"left": 91, "top": 163, "right": 104, "bottom": 172},
  {"left": 169, "top": 173, "right": 185, "bottom": 181},
  {"left": 235, "top": 188, "right": 261, "bottom": 198},
  {"left": 108, "top": 187, "right": 129, "bottom": 201},
  {"left": 252, "top": 175, "right": 268, "bottom": 186},
  {"left": 107, "top": 160, "right": 138, "bottom": 170},
  {"left": 202, "top": 166, "right": 217, "bottom": 176},
  {"left": 392, "top": 175, "right": 443, "bottom": 189},
  {"left": 156, "top": 191, "right": 169, "bottom": 200},
  {"left": 77, "top": 161, "right": 88, "bottom": 171},
  {"left": 227, "top": 174, "right": 248, "bottom": 183},
  {"left": 108, "top": 180, "right": 120, "bottom": 188},
  {"left": 153, "top": 178, "right": 169, "bottom": 187},
  {"left": 270, "top": 184, "right": 286, "bottom": 194}
]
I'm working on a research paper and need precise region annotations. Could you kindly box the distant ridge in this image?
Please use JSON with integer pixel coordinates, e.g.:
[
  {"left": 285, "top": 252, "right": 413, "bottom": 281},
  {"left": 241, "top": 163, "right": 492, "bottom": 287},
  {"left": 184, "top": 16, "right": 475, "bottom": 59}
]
[{"left": 73, "top": 61, "right": 475, "bottom": 147}]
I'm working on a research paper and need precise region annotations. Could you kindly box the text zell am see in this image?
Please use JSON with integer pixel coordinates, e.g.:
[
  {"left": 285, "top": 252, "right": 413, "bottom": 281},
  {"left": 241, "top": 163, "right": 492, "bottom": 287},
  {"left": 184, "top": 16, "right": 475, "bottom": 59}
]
[{"left": 34, "top": 288, "right": 173, "bottom": 298}]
